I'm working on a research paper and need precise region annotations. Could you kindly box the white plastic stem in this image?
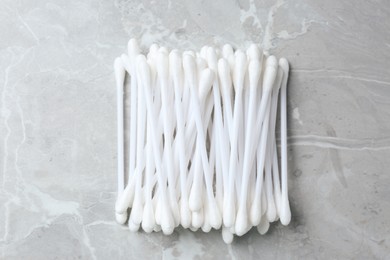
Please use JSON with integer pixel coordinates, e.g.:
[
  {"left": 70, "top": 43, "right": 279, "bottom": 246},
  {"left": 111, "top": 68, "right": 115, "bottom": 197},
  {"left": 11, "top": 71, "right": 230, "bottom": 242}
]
[
  {"left": 279, "top": 58, "right": 291, "bottom": 226},
  {"left": 127, "top": 39, "right": 141, "bottom": 178}
]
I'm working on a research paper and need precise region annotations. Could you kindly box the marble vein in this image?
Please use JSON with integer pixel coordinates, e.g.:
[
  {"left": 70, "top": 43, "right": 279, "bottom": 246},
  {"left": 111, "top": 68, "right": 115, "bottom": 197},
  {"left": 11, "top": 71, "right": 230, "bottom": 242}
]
[
  {"left": 284, "top": 135, "right": 390, "bottom": 151},
  {"left": 292, "top": 69, "right": 390, "bottom": 86}
]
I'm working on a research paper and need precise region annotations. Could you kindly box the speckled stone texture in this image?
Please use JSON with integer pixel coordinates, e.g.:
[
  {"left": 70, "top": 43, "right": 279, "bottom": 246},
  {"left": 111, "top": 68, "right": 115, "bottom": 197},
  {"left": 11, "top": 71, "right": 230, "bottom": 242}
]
[{"left": 0, "top": 0, "right": 389, "bottom": 259}]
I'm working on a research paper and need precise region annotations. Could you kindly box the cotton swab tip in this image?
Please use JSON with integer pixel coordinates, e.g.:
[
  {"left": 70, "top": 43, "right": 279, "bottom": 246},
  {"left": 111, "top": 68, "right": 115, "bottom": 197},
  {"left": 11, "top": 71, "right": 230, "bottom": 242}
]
[
  {"left": 263, "top": 56, "right": 278, "bottom": 92},
  {"left": 248, "top": 60, "right": 261, "bottom": 90},
  {"left": 233, "top": 51, "right": 247, "bottom": 90},
  {"left": 141, "top": 201, "right": 155, "bottom": 233},
  {"left": 279, "top": 57, "right": 289, "bottom": 73},
  {"left": 128, "top": 220, "right": 140, "bottom": 232},
  {"left": 222, "top": 227, "right": 234, "bottom": 244},
  {"left": 115, "top": 187, "right": 133, "bottom": 213},
  {"left": 180, "top": 200, "right": 192, "bottom": 229},
  {"left": 257, "top": 217, "right": 270, "bottom": 235},
  {"left": 217, "top": 58, "right": 233, "bottom": 94},
  {"left": 280, "top": 197, "right": 291, "bottom": 225},
  {"left": 198, "top": 68, "right": 214, "bottom": 100},
  {"left": 247, "top": 43, "right": 261, "bottom": 61},
  {"left": 235, "top": 207, "right": 248, "bottom": 236},
  {"left": 222, "top": 44, "right": 234, "bottom": 58},
  {"left": 128, "top": 38, "right": 140, "bottom": 56},
  {"left": 156, "top": 51, "right": 169, "bottom": 79},
  {"left": 183, "top": 54, "right": 197, "bottom": 78},
  {"left": 115, "top": 212, "right": 128, "bottom": 224}
]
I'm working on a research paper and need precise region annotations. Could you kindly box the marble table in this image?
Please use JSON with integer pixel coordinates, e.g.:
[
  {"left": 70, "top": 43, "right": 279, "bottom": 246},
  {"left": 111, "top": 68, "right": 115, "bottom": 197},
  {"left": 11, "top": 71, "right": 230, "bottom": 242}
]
[{"left": 1, "top": 0, "right": 389, "bottom": 259}]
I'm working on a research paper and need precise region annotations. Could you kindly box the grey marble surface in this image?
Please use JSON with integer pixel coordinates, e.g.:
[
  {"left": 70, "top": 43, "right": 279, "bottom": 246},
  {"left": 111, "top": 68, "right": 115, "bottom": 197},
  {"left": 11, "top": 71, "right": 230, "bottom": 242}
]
[{"left": 1, "top": 0, "right": 390, "bottom": 259}]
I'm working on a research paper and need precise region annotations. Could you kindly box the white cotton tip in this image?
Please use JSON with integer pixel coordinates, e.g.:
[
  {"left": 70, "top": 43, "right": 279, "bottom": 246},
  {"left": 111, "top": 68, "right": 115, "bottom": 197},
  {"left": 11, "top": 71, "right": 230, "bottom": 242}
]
[
  {"left": 233, "top": 50, "right": 247, "bottom": 91},
  {"left": 223, "top": 195, "right": 235, "bottom": 228},
  {"left": 170, "top": 199, "right": 181, "bottom": 228},
  {"left": 227, "top": 54, "right": 235, "bottom": 73},
  {"left": 206, "top": 47, "right": 218, "bottom": 70},
  {"left": 235, "top": 206, "right": 248, "bottom": 236},
  {"left": 201, "top": 215, "right": 212, "bottom": 233},
  {"left": 130, "top": 194, "right": 143, "bottom": 225},
  {"left": 180, "top": 199, "right": 192, "bottom": 229},
  {"left": 128, "top": 220, "right": 140, "bottom": 232},
  {"left": 115, "top": 187, "right": 132, "bottom": 214},
  {"left": 199, "top": 68, "right": 214, "bottom": 102},
  {"left": 263, "top": 55, "right": 278, "bottom": 92},
  {"left": 183, "top": 50, "right": 195, "bottom": 57},
  {"left": 161, "top": 203, "right": 175, "bottom": 235},
  {"left": 159, "top": 196, "right": 174, "bottom": 235},
  {"left": 147, "top": 44, "right": 159, "bottom": 61},
  {"left": 248, "top": 60, "right": 261, "bottom": 91},
  {"left": 222, "top": 44, "right": 234, "bottom": 59},
  {"left": 266, "top": 197, "right": 277, "bottom": 222},
  {"left": 280, "top": 196, "right": 291, "bottom": 226},
  {"left": 189, "top": 178, "right": 203, "bottom": 212},
  {"left": 141, "top": 200, "right": 155, "bottom": 233},
  {"left": 222, "top": 226, "right": 234, "bottom": 244},
  {"left": 114, "top": 57, "right": 125, "bottom": 84},
  {"left": 169, "top": 50, "right": 182, "bottom": 73},
  {"left": 192, "top": 208, "right": 204, "bottom": 229},
  {"left": 217, "top": 58, "right": 233, "bottom": 95},
  {"left": 196, "top": 57, "right": 207, "bottom": 72},
  {"left": 155, "top": 196, "right": 162, "bottom": 226},
  {"left": 257, "top": 215, "right": 270, "bottom": 235},
  {"left": 201, "top": 201, "right": 211, "bottom": 233},
  {"left": 158, "top": 46, "right": 169, "bottom": 54},
  {"left": 200, "top": 45, "right": 209, "bottom": 59},
  {"left": 266, "top": 55, "right": 278, "bottom": 68},
  {"left": 149, "top": 43, "right": 159, "bottom": 53},
  {"left": 247, "top": 44, "right": 261, "bottom": 61},
  {"left": 183, "top": 54, "right": 197, "bottom": 83},
  {"left": 250, "top": 195, "right": 261, "bottom": 226},
  {"left": 115, "top": 212, "right": 128, "bottom": 224},
  {"left": 156, "top": 50, "right": 169, "bottom": 81},
  {"left": 169, "top": 50, "right": 184, "bottom": 91},
  {"left": 208, "top": 199, "right": 222, "bottom": 230},
  {"left": 120, "top": 53, "right": 132, "bottom": 74},
  {"left": 189, "top": 226, "right": 199, "bottom": 232},
  {"left": 128, "top": 38, "right": 140, "bottom": 57},
  {"left": 279, "top": 57, "right": 289, "bottom": 74}
]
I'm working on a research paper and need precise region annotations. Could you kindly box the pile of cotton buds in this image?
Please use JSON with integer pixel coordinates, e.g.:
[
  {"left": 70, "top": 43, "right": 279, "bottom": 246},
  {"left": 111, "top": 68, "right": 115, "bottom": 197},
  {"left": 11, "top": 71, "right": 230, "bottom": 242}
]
[{"left": 114, "top": 39, "right": 291, "bottom": 243}]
